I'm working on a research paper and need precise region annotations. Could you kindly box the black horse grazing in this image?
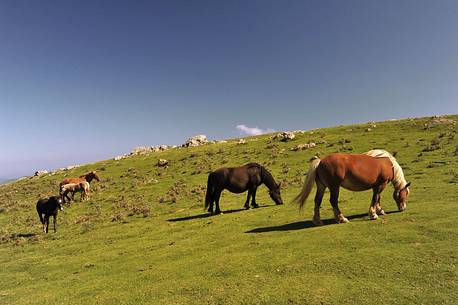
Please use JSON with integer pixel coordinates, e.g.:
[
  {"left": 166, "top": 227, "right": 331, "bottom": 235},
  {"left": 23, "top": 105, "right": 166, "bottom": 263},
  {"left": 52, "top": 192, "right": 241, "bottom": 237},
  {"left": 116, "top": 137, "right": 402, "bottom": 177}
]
[
  {"left": 36, "top": 196, "right": 63, "bottom": 233},
  {"left": 205, "top": 163, "right": 283, "bottom": 215}
]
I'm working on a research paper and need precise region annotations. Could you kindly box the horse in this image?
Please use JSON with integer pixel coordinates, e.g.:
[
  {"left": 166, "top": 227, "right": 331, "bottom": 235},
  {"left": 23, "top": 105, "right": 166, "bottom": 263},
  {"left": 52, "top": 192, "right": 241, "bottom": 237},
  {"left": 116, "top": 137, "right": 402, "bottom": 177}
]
[
  {"left": 36, "top": 196, "right": 63, "bottom": 233},
  {"left": 59, "top": 171, "right": 100, "bottom": 189},
  {"left": 60, "top": 181, "right": 90, "bottom": 203},
  {"left": 293, "top": 149, "right": 411, "bottom": 225},
  {"left": 205, "top": 163, "right": 283, "bottom": 215}
]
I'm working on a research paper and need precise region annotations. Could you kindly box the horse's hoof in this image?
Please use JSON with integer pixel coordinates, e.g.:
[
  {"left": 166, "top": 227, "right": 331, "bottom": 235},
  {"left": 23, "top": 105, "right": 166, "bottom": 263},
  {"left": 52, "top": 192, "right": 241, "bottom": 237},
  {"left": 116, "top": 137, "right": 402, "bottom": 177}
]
[
  {"left": 338, "top": 216, "right": 349, "bottom": 223},
  {"left": 313, "top": 220, "right": 323, "bottom": 226},
  {"left": 251, "top": 204, "right": 259, "bottom": 209},
  {"left": 377, "top": 209, "right": 386, "bottom": 215},
  {"left": 244, "top": 205, "right": 250, "bottom": 210},
  {"left": 369, "top": 214, "right": 379, "bottom": 220}
]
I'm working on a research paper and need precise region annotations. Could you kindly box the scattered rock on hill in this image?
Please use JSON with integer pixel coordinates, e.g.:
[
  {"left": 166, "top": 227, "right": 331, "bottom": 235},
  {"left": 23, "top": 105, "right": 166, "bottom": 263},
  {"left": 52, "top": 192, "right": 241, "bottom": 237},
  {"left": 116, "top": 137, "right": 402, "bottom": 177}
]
[
  {"left": 114, "top": 154, "right": 128, "bottom": 161},
  {"left": 157, "top": 159, "right": 169, "bottom": 167},
  {"left": 237, "top": 139, "right": 246, "bottom": 145},
  {"left": 274, "top": 132, "right": 295, "bottom": 142},
  {"left": 424, "top": 116, "right": 456, "bottom": 128},
  {"left": 182, "top": 135, "right": 208, "bottom": 147},
  {"left": 130, "top": 146, "right": 152, "bottom": 155},
  {"left": 291, "top": 143, "right": 316, "bottom": 151}
]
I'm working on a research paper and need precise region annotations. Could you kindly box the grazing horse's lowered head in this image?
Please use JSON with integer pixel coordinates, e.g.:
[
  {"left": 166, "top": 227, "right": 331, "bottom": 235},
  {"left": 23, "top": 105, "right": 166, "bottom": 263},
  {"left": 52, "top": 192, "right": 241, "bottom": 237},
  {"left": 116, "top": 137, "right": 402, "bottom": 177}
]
[
  {"left": 81, "top": 171, "right": 100, "bottom": 183},
  {"left": 269, "top": 182, "right": 283, "bottom": 205},
  {"left": 393, "top": 182, "right": 411, "bottom": 211}
]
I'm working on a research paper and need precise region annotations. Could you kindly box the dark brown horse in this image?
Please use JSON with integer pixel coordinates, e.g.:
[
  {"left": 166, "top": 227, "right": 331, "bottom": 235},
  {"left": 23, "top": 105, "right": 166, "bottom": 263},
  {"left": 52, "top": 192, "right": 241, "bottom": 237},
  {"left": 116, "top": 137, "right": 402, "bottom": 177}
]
[
  {"left": 205, "top": 163, "right": 283, "bottom": 215},
  {"left": 294, "top": 150, "right": 411, "bottom": 225},
  {"left": 59, "top": 171, "right": 100, "bottom": 189}
]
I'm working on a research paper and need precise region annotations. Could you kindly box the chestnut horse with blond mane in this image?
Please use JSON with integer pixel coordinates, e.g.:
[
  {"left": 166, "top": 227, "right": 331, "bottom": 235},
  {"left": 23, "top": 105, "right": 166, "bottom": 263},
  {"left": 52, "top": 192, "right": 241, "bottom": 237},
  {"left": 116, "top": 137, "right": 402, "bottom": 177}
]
[
  {"left": 59, "top": 171, "right": 100, "bottom": 189},
  {"left": 294, "top": 150, "right": 411, "bottom": 225}
]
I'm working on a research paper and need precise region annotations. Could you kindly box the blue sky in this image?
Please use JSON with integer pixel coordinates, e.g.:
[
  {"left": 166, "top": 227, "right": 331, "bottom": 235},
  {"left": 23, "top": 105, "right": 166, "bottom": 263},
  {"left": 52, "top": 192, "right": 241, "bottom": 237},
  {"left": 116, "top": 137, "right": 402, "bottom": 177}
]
[{"left": 1, "top": 0, "right": 457, "bottom": 178}]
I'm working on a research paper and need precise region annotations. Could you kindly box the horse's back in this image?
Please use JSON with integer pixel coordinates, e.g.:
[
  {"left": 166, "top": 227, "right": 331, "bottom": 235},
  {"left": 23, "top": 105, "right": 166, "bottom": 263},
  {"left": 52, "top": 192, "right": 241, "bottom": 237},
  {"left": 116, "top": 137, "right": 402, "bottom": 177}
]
[{"left": 319, "top": 153, "right": 393, "bottom": 189}]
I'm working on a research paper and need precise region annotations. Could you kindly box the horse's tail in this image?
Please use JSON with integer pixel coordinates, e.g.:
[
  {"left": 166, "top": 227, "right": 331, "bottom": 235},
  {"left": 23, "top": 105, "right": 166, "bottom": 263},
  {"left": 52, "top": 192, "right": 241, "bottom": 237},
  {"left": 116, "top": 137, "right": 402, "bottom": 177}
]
[
  {"left": 204, "top": 173, "right": 214, "bottom": 209},
  {"left": 293, "top": 157, "right": 321, "bottom": 209},
  {"left": 36, "top": 202, "right": 44, "bottom": 224}
]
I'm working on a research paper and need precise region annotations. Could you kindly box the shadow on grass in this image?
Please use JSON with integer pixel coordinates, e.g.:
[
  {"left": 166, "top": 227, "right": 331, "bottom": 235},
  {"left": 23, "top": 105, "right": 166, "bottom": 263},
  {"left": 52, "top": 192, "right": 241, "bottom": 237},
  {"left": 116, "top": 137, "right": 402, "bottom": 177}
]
[
  {"left": 11, "top": 233, "right": 37, "bottom": 238},
  {"left": 167, "top": 205, "right": 273, "bottom": 222},
  {"left": 246, "top": 210, "right": 401, "bottom": 233}
]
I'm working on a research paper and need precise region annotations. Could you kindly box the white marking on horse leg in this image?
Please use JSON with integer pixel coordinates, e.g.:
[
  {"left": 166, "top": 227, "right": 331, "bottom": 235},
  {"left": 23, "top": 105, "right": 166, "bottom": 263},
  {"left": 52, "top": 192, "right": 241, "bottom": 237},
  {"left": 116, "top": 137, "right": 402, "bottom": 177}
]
[
  {"left": 376, "top": 203, "right": 385, "bottom": 215},
  {"left": 338, "top": 214, "right": 349, "bottom": 223}
]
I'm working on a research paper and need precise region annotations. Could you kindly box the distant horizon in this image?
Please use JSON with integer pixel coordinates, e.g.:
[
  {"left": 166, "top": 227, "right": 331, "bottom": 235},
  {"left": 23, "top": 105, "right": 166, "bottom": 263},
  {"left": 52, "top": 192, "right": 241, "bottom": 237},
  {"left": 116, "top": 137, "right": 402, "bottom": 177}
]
[{"left": 2, "top": 112, "right": 456, "bottom": 181}]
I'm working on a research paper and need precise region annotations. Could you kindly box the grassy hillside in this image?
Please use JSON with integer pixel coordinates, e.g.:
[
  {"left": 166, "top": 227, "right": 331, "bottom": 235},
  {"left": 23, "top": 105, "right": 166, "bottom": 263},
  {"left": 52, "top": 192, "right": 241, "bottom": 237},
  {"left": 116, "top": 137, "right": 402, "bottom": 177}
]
[{"left": 0, "top": 115, "right": 457, "bottom": 305}]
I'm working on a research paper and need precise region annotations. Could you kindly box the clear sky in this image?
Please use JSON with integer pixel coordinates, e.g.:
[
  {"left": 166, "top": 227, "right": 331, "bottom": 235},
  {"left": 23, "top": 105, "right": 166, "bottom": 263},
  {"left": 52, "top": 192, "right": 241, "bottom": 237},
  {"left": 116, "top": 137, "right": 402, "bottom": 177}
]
[{"left": 1, "top": 0, "right": 457, "bottom": 179}]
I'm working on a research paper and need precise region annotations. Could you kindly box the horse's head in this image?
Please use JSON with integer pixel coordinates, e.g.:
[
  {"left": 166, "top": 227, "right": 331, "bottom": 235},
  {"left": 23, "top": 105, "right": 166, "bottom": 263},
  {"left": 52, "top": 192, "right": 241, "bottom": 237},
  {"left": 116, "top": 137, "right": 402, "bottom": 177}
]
[
  {"left": 393, "top": 182, "right": 411, "bottom": 211},
  {"left": 269, "top": 182, "right": 283, "bottom": 205},
  {"left": 54, "top": 196, "right": 64, "bottom": 211},
  {"left": 88, "top": 171, "right": 100, "bottom": 182}
]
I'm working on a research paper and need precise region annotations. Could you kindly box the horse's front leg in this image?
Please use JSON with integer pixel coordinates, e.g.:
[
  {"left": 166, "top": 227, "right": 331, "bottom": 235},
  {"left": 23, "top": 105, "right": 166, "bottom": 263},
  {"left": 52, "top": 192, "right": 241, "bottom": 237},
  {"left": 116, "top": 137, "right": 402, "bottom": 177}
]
[
  {"left": 44, "top": 216, "right": 49, "bottom": 233},
  {"left": 313, "top": 181, "right": 326, "bottom": 226},
  {"left": 251, "top": 187, "right": 259, "bottom": 208},
  {"left": 330, "top": 186, "right": 348, "bottom": 223},
  {"left": 53, "top": 214, "right": 57, "bottom": 233},
  {"left": 370, "top": 184, "right": 386, "bottom": 220},
  {"left": 244, "top": 189, "right": 252, "bottom": 209}
]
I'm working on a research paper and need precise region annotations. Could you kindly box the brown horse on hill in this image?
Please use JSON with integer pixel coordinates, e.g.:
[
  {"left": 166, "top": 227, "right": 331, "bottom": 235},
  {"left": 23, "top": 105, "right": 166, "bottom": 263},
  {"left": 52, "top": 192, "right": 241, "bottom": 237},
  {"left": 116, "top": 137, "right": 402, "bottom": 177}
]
[
  {"left": 205, "top": 163, "right": 283, "bottom": 215},
  {"left": 294, "top": 150, "right": 411, "bottom": 225},
  {"left": 59, "top": 171, "right": 100, "bottom": 189},
  {"left": 60, "top": 181, "right": 90, "bottom": 203}
]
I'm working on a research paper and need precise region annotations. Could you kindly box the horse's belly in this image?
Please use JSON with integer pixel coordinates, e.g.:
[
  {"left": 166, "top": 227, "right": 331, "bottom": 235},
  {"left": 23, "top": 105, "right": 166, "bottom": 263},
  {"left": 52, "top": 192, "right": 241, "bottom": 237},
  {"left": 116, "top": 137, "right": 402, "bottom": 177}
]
[
  {"left": 225, "top": 186, "right": 246, "bottom": 193},
  {"left": 341, "top": 178, "right": 372, "bottom": 191}
]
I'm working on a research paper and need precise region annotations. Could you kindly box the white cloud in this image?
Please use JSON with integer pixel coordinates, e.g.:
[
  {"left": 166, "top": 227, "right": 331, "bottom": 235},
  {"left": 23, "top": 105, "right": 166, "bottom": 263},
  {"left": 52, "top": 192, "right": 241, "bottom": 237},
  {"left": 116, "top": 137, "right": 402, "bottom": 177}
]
[{"left": 236, "top": 124, "right": 275, "bottom": 136}]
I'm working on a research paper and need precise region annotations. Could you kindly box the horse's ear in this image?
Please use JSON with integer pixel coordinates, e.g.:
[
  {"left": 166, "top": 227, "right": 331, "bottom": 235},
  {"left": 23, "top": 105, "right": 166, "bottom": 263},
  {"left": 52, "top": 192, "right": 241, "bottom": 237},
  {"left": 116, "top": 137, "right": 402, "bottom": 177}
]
[{"left": 405, "top": 182, "right": 411, "bottom": 188}]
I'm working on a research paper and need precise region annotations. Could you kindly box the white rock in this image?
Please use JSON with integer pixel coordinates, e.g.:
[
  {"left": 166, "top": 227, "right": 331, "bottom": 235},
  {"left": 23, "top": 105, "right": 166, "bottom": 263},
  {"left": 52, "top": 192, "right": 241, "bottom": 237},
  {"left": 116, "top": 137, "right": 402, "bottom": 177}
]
[
  {"left": 182, "top": 135, "right": 208, "bottom": 147},
  {"left": 291, "top": 143, "right": 316, "bottom": 151},
  {"left": 237, "top": 139, "right": 246, "bottom": 145},
  {"left": 130, "top": 146, "right": 152, "bottom": 155},
  {"left": 274, "top": 132, "right": 295, "bottom": 142},
  {"left": 157, "top": 159, "right": 169, "bottom": 167}
]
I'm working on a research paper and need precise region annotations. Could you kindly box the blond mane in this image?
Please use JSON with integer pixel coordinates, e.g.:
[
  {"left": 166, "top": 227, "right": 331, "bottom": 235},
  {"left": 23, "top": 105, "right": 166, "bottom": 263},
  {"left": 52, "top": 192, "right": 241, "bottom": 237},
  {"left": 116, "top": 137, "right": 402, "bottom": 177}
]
[{"left": 365, "top": 149, "right": 407, "bottom": 189}]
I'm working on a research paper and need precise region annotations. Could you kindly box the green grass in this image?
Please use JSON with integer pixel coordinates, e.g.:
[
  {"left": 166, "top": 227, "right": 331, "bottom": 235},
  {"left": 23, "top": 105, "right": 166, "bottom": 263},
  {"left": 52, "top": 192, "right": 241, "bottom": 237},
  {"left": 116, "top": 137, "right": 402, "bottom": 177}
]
[{"left": 1, "top": 115, "right": 457, "bottom": 305}]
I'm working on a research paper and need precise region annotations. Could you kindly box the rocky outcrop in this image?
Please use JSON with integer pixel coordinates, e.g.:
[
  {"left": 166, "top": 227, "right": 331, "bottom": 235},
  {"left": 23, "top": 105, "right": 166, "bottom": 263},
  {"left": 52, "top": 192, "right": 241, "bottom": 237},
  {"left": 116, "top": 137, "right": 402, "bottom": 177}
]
[
  {"left": 157, "top": 159, "right": 169, "bottom": 167},
  {"left": 182, "top": 135, "right": 208, "bottom": 147},
  {"left": 291, "top": 143, "right": 316, "bottom": 151},
  {"left": 274, "top": 132, "right": 295, "bottom": 142}
]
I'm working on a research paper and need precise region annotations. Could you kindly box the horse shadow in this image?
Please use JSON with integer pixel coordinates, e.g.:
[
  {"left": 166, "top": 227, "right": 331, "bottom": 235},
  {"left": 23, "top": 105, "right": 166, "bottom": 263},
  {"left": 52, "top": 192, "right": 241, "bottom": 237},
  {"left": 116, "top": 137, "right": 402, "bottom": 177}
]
[
  {"left": 245, "top": 210, "right": 401, "bottom": 233},
  {"left": 167, "top": 205, "right": 273, "bottom": 222},
  {"left": 10, "top": 233, "right": 37, "bottom": 239}
]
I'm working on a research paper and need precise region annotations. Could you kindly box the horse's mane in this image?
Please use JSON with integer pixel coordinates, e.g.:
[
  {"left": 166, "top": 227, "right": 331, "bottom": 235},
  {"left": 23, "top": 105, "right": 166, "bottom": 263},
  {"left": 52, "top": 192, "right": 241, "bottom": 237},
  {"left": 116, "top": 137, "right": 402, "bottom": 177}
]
[
  {"left": 365, "top": 149, "right": 407, "bottom": 189},
  {"left": 259, "top": 165, "right": 277, "bottom": 189}
]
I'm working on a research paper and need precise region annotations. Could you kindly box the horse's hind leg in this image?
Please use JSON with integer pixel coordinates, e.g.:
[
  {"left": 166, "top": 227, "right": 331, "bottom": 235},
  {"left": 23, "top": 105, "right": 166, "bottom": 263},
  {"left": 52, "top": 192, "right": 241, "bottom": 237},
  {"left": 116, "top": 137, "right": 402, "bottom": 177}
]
[
  {"left": 313, "top": 181, "right": 326, "bottom": 226},
  {"left": 214, "top": 190, "right": 223, "bottom": 215},
  {"left": 330, "top": 186, "right": 348, "bottom": 223},
  {"left": 244, "top": 189, "right": 252, "bottom": 209},
  {"left": 250, "top": 187, "right": 259, "bottom": 208}
]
